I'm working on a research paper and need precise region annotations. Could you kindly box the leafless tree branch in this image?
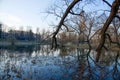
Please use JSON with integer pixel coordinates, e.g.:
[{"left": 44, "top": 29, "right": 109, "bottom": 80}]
[
  {"left": 51, "top": 0, "right": 81, "bottom": 49},
  {"left": 103, "top": 0, "right": 112, "bottom": 7}
]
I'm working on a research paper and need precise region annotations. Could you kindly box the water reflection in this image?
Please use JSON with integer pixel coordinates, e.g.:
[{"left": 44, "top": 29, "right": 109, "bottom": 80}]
[
  {"left": 0, "top": 45, "right": 120, "bottom": 80},
  {"left": 75, "top": 49, "right": 120, "bottom": 80}
]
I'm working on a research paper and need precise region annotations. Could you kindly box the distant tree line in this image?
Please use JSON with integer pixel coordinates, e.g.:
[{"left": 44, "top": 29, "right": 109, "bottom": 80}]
[
  {"left": 0, "top": 22, "right": 119, "bottom": 46},
  {"left": 0, "top": 24, "right": 41, "bottom": 42}
]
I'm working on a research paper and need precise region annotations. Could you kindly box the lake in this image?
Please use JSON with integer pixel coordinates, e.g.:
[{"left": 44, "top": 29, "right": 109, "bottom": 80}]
[{"left": 0, "top": 45, "right": 120, "bottom": 80}]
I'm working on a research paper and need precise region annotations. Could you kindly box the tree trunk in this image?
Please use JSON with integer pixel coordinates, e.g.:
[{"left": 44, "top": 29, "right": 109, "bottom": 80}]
[{"left": 96, "top": 0, "right": 120, "bottom": 62}]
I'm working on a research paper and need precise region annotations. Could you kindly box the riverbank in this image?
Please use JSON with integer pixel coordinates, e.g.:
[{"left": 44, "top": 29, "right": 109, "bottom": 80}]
[
  {"left": 0, "top": 41, "right": 120, "bottom": 51},
  {"left": 63, "top": 43, "right": 120, "bottom": 51},
  {"left": 0, "top": 40, "right": 41, "bottom": 46}
]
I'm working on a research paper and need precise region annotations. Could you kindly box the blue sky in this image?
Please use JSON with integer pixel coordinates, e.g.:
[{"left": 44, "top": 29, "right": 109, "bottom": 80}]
[
  {"left": 0, "top": 0, "right": 113, "bottom": 33},
  {"left": 0, "top": 0, "right": 55, "bottom": 32}
]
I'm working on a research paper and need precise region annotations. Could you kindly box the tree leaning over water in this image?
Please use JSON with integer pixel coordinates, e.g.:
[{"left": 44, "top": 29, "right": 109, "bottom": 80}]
[
  {"left": 96, "top": 0, "right": 120, "bottom": 62},
  {"left": 49, "top": 0, "right": 120, "bottom": 62}
]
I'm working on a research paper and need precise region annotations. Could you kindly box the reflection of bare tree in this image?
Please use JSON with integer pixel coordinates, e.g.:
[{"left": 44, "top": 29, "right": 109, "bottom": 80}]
[
  {"left": 112, "top": 52, "right": 120, "bottom": 80},
  {"left": 76, "top": 48, "right": 88, "bottom": 79},
  {"left": 75, "top": 49, "right": 120, "bottom": 80},
  {"left": 59, "top": 47, "right": 68, "bottom": 58},
  {"left": 1, "top": 45, "right": 120, "bottom": 79},
  {"left": 77, "top": 48, "right": 85, "bottom": 61},
  {"left": 40, "top": 45, "right": 51, "bottom": 56}
]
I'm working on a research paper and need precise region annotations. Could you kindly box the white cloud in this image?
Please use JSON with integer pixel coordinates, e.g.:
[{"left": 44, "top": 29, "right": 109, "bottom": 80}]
[{"left": 0, "top": 12, "right": 22, "bottom": 27}]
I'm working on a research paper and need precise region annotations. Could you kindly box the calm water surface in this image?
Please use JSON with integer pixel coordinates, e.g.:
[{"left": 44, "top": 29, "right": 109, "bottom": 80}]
[{"left": 0, "top": 45, "right": 120, "bottom": 80}]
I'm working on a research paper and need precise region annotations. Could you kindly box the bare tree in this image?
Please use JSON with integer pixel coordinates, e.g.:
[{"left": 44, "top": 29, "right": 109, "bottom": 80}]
[
  {"left": 96, "top": 0, "right": 120, "bottom": 62},
  {"left": 51, "top": 0, "right": 81, "bottom": 49},
  {"left": 48, "top": 0, "right": 120, "bottom": 61}
]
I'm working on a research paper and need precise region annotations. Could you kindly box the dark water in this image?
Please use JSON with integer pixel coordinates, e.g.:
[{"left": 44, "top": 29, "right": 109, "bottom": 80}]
[{"left": 0, "top": 45, "right": 120, "bottom": 80}]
